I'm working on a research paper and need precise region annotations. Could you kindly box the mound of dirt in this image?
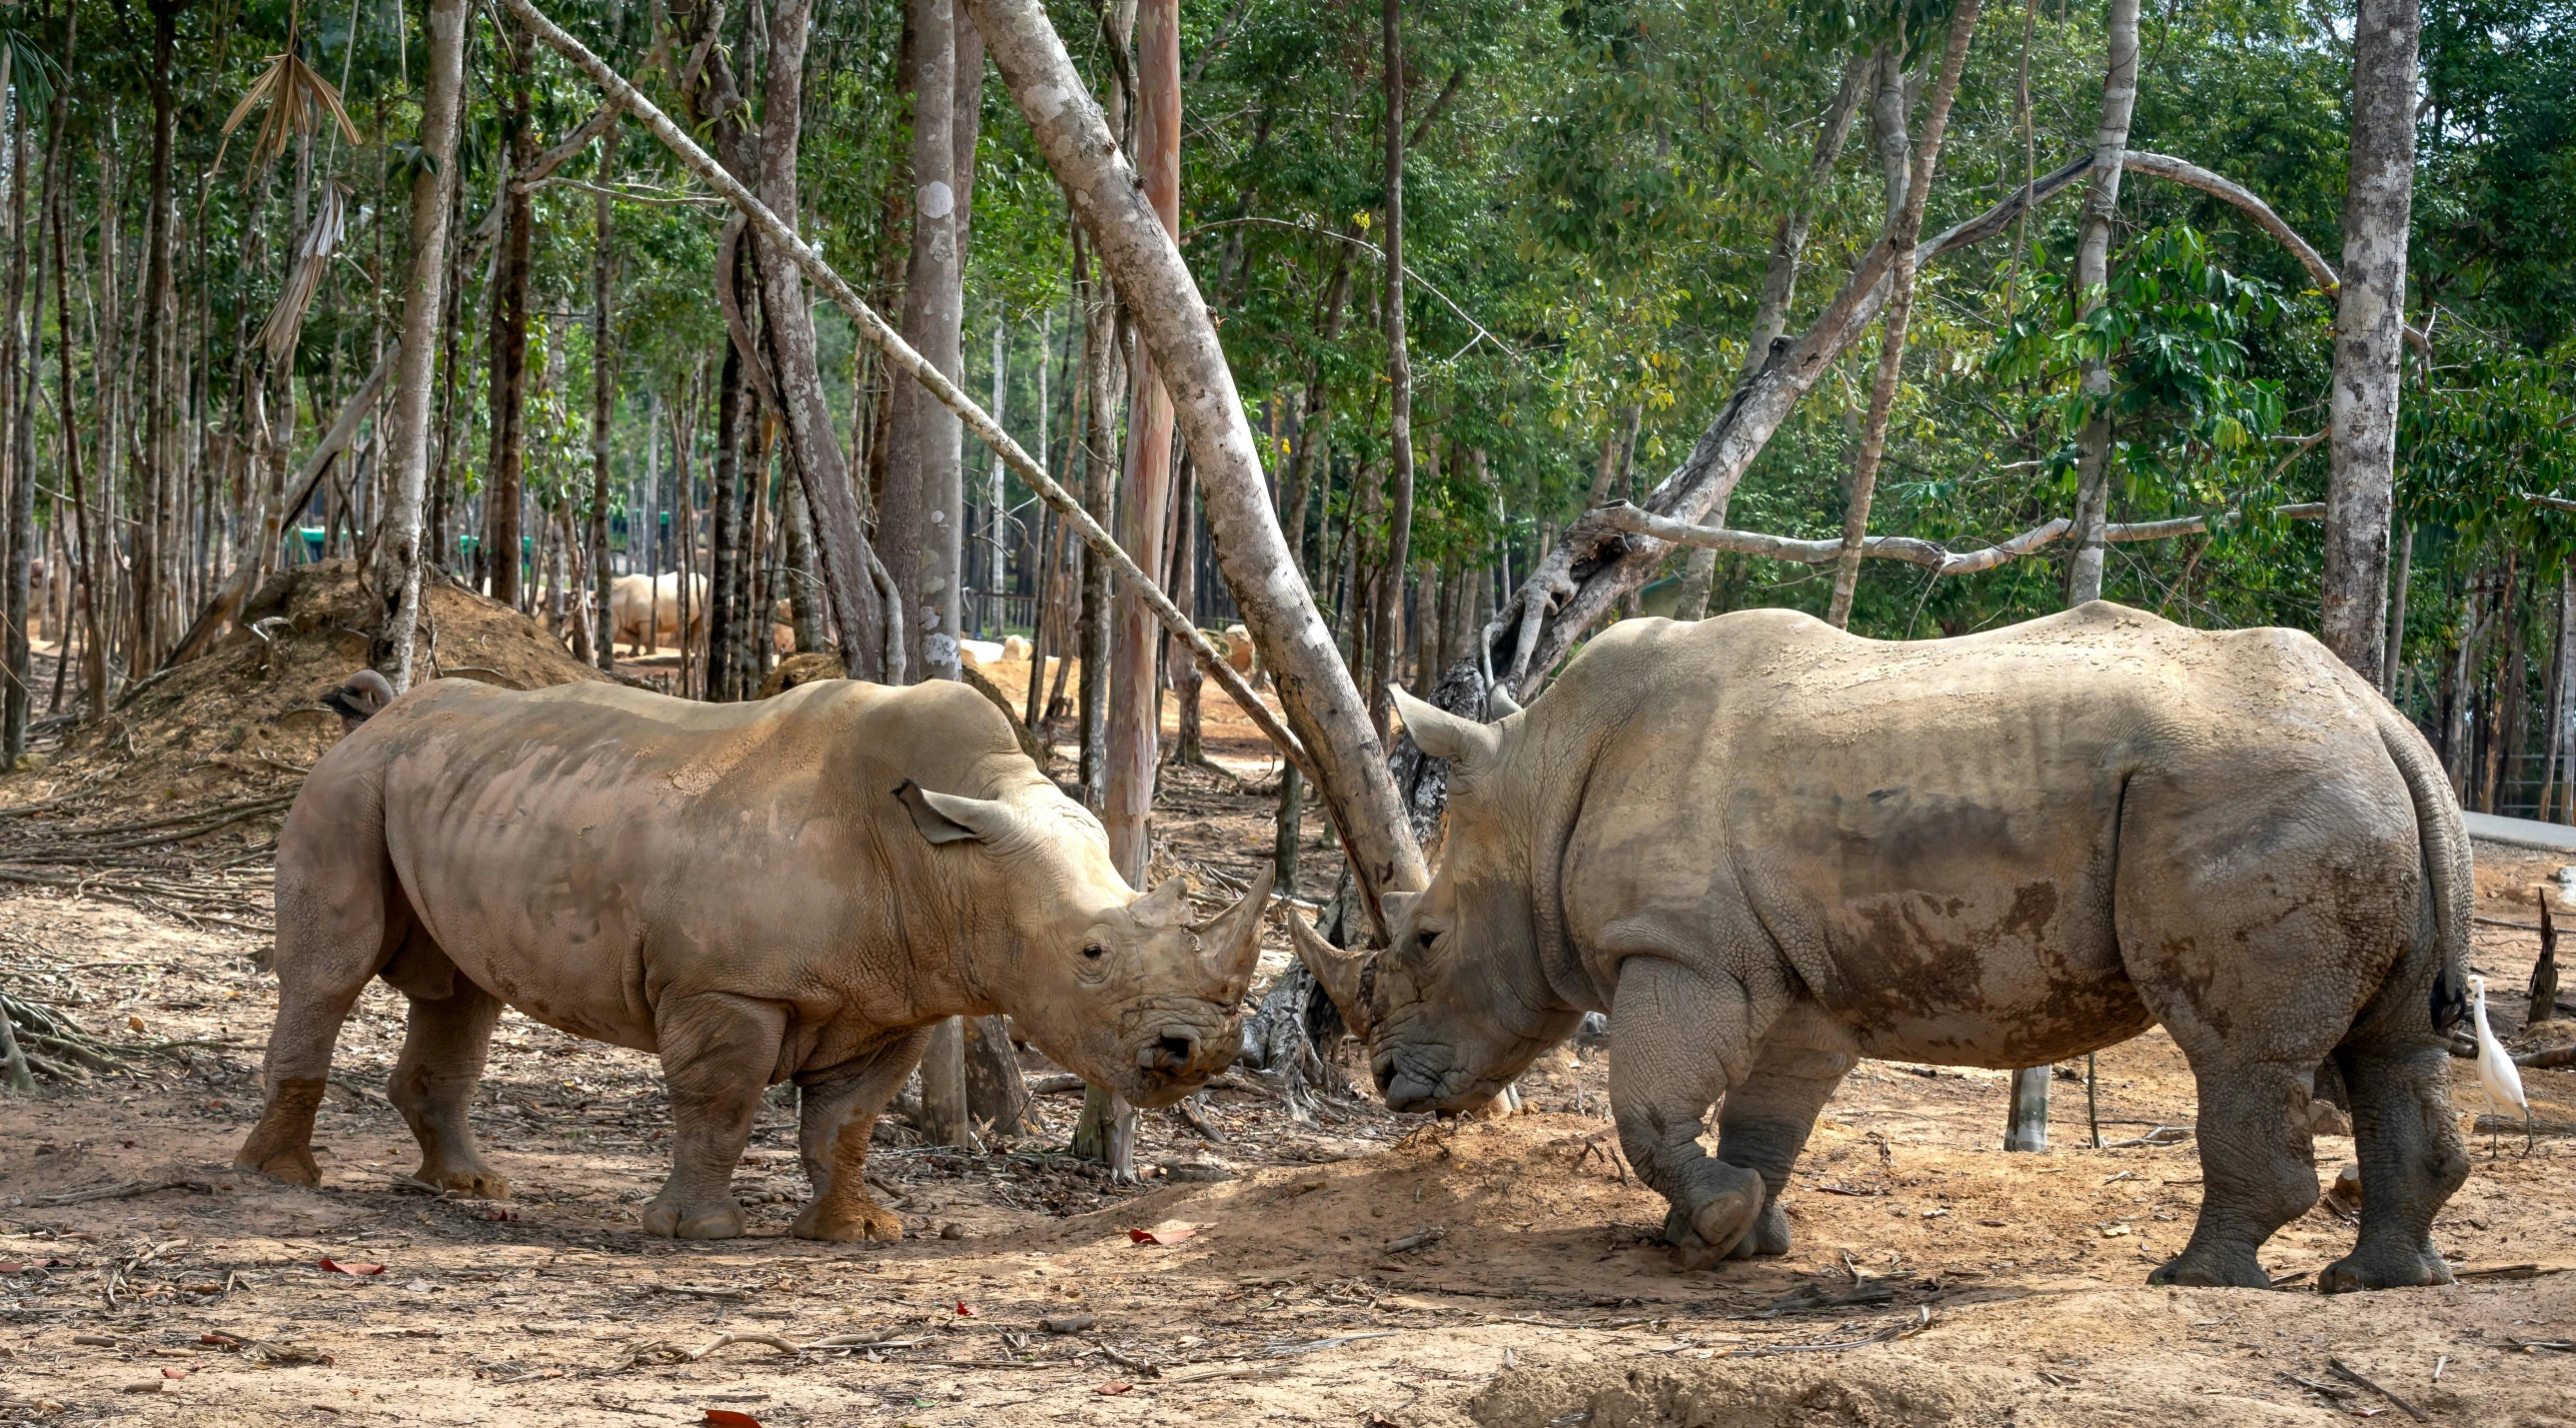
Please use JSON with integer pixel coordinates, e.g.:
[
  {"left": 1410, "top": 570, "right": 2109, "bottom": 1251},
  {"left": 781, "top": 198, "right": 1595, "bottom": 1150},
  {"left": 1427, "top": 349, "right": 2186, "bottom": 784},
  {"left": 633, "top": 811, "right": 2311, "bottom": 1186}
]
[{"left": 15, "top": 560, "right": 609, "bottom": 810}]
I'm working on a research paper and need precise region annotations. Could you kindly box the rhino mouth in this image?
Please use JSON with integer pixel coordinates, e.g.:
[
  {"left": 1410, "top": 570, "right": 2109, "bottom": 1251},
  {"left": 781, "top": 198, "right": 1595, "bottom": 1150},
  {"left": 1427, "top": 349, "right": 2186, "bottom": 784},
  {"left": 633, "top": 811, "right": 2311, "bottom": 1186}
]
[{"left": 1375, "top": 1043, "right": 1486, "bottom": 1115}]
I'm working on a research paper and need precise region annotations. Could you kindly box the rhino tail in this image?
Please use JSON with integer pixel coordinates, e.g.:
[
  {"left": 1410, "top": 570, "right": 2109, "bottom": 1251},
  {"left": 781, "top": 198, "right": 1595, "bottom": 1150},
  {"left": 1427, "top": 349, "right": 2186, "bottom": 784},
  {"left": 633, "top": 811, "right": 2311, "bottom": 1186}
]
[
  {"left": 320, "top": 669, "right": 398, "bottom": 728},
  {"left": 2371, "top": 700, "right": 2470, "bottom": 1035}
]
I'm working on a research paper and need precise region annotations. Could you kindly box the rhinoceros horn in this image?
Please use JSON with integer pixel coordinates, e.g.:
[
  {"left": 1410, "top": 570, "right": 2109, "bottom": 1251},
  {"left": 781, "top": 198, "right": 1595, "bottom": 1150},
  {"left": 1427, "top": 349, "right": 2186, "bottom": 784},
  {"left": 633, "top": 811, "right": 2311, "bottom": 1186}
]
[
  {"left": 1287, "top": 908, "right": 1375, "bottom": 1042},
  {"left": 1195, "top": 863, "right": 1276, "bottom": 1005},
  {"left": 1390, "top": 686, "right": 1501, "bottom": 767}
]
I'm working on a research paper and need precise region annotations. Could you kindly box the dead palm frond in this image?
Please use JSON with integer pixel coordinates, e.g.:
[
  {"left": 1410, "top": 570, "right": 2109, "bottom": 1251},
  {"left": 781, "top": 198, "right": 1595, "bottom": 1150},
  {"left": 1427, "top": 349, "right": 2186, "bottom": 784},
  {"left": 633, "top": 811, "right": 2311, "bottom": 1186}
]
[
  {"left": 215, "top": 30, "right": 362, "bottom": 175},
  {"left": 257, "top": 181, "right": 347, "bottom": 364}
]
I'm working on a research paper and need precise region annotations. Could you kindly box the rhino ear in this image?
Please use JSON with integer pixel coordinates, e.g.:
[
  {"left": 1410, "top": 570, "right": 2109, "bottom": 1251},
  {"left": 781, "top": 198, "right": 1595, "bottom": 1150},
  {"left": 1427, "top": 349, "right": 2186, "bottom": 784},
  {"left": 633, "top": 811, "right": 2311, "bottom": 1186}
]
[
  {"left": 1391, "top": 686, "right": 1502, "bottom": 767},
  {"left": 895, "top": 780, "right": 1015, "bottom": 846}
]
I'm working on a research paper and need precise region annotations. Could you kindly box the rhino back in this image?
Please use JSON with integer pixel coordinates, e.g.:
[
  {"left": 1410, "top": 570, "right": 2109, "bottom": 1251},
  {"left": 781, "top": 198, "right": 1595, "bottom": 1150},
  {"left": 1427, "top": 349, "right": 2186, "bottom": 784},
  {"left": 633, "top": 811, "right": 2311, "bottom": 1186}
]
[
  {"left": 320, "top": 677, "right": 1035, "bottom": 1058},
  {"left": 1537, "top": 603, "right": 2415, "bottom": 1066}
]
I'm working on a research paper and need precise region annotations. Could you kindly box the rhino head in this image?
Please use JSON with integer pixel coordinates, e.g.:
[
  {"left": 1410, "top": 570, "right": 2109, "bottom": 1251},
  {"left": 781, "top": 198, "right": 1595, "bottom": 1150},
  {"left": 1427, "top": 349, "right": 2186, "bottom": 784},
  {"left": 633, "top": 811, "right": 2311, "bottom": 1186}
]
[
  {"left": 1288, "top": 687, "right": 1583, "bottom": 1114},
  {"left": 897, "top": 780, "right": 1271, "bottom": 1108}
]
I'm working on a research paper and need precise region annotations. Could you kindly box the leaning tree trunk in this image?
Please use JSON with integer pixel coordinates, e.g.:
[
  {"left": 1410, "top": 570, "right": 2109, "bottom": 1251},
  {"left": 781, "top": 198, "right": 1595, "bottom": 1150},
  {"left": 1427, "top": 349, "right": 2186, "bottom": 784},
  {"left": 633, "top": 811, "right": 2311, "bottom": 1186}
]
[
  {"left": 967, "top": 0, "right": 1430, "bottom": 930},
  {"left": 371, "top": 0, "right": 470, "bottom": 692},
  {"left": 2319, "top": 0, "right": 2420, "bottom": 687}
]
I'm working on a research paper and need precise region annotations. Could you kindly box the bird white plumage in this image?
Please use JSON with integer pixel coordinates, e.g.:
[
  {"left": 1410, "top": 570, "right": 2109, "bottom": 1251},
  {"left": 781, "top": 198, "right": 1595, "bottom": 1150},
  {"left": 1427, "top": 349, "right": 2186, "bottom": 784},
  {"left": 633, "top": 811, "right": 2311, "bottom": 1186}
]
[{"left": 2467, "top": 974, "right": 2531, "bottom": 1157}]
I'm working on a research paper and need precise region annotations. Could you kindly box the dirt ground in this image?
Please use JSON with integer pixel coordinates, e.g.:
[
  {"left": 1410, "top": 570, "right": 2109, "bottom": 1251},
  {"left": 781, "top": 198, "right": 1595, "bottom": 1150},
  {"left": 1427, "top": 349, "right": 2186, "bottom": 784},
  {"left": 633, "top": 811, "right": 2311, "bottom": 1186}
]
[{"left": 3, "top": 656, "right": 2573, "bottom": 1427}]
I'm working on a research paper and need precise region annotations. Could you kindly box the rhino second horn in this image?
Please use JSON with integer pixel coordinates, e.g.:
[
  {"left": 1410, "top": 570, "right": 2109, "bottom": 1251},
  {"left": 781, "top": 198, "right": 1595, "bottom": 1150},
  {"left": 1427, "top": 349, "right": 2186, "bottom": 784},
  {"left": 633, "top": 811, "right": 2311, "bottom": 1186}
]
[
  {"left": 1389, "top": 686, "right": 1502, "bottom": 767},
  {"left": 1198, "top": 863, "right": 1275, "bottom": 1005},
  {"left": 1287, "top": 909, "right": 1375, "bottom": 1042}
]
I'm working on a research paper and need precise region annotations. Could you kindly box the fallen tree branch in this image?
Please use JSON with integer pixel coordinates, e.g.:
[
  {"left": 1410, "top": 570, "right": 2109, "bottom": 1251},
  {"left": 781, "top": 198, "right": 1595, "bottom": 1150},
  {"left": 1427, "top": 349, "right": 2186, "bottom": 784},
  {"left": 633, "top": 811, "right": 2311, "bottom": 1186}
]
[
  {"left": 1594, "top": 500, "right": 2327, "bottom": 576},
  {"left": 505, "top": 0, "right": 1318, "bottom": 793}
]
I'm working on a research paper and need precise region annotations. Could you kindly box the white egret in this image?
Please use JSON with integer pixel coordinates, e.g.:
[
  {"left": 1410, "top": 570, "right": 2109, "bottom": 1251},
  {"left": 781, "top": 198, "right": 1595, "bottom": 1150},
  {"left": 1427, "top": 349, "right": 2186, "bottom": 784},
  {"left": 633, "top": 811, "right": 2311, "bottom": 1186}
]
[{"left": 2467, "top": 974, "right": 2532, "bottom": 1157}]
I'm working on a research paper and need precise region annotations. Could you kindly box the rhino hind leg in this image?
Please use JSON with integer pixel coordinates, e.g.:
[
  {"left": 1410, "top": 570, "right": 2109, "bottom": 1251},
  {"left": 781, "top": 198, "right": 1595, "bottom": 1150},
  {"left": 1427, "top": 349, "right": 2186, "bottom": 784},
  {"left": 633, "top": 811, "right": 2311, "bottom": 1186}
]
[
  {"left": 1714, "top": 1022, "right": 1857, "bottom": 1260},
  {"left": 386, "top": 967, "right": 511, "bottom": 1199},
  {"left": 2318, "top": 1042, "right": 2468, "bottom": 1293},
  {"left": 2144, "top": 1048, "right": 2336, "bottom": 1289},
  {"left": 642, "top": 992, "right": 789, "bottom": 1241},
  {"left": 792, "top": 1026, "right": 934, "bottom": 1243},
  {"left": 1609, "top": 957, "right": 1781, "bottom": 1271}
]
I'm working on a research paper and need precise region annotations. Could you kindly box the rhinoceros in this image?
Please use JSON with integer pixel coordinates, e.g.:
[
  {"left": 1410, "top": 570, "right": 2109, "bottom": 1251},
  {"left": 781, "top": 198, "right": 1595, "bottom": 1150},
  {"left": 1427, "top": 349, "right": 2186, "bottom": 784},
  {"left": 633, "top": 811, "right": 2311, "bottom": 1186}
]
[
  {"left": 1296, "top": 603, "right": 2470, "bottom": 1293},
  {"left": 237, "top": 675, "right": 1269, "bottom": 1241}
]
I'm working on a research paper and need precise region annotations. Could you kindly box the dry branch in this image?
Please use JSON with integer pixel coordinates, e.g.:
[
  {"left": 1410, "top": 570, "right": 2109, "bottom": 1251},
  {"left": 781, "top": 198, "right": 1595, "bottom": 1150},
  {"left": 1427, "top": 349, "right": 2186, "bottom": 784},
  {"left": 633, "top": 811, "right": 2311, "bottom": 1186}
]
[{"left": 1595, "top": 501, "right": 2327, "bottom": 578}]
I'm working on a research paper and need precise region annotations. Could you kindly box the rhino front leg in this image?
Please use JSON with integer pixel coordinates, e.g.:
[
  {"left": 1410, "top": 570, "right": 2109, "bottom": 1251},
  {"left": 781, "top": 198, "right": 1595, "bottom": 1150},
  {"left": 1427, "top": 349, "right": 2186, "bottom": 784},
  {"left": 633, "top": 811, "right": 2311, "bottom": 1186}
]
[
  {"left": 644, "top": 992, "right": 788, "bottom": 1241},
  {"left": 1610, "top": 957, "right": 1776, "bottom": 1271},
  {"left": 1716, "top": 1015, "right": 1857, "bottom": 1260},
  {"left": 792, "top": 1026, "right": 934, "bottom": 1244}
]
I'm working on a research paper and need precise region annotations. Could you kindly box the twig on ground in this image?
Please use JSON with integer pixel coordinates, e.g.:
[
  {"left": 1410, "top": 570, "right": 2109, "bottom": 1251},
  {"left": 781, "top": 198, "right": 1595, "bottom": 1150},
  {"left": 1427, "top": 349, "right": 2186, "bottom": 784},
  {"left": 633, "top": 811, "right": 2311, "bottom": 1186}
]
[{"left": 2326, "top": 1358, "right": 2428, "bottom": 1422}]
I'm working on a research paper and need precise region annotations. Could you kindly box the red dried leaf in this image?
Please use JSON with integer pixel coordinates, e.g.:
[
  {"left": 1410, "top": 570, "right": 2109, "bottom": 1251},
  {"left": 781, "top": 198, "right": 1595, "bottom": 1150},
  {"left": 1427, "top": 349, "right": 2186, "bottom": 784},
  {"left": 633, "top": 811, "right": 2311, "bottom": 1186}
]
[
  {"left": 1095, "top": 1382, "right": 1135, "bottom": 1395},
  {"left": 317, "top": 1257, "right": 385, "bottom": 1275},
  {"left": 199, "top": 1332, "right": 246, "bottom": 1350},
  {"left": 481, "top": 1208, "right": 519, "bottom": 1222},
  {"left": 1128, "top": 1221, "right": 1198, "bottom": 1245},
  {"left": 954, "top": 1300, "right": 976, "bottom": 1316},
  {"left": 160, "top": 1368, "right": 188, "bottom": 1380},
  {"left": 702, "top": 1411, "right": 764, "bottom": 1428}
]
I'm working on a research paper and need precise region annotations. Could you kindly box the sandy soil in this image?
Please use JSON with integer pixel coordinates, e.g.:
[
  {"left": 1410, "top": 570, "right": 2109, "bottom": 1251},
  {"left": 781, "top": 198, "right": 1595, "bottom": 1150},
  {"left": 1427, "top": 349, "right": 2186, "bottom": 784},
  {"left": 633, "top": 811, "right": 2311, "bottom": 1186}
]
[{"left": 2, "top": 661, "right": 2572, "bottom": 1427}]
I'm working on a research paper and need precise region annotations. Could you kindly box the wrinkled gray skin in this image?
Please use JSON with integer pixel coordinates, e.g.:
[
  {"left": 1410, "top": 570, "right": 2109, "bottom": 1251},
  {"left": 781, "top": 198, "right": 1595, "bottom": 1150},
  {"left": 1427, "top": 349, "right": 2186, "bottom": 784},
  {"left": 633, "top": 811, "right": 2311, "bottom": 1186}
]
[
  {"left": 239, "top": 677, "right": 1268, "bottom": 1242},
  {"left": 1326, "top": 604, "right": 2469, "bottom": 1293}
]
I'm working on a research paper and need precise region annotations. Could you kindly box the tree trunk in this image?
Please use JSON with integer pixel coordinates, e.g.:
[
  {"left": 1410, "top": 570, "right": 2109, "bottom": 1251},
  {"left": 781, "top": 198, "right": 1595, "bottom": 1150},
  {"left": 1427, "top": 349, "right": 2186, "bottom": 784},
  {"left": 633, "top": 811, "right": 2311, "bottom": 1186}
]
[
  {"left": 884, "top": 0, "right": 961, "bottom": 685},
  {"left": 1824, "top": 3, "right": 1982, "bottom": 631},
  {"left": 487, "top": 20, "right": 538, "bottom": 612},
  {"left": 708, "top": 275, "right": 747, "bottom": 701},
  {"left": 2063, "top": 0, "right": 2142, "bottom": 608},
  {"left": 1169, "top": 460, "right": 1204, "bottom": 764},
  {"left": 371, "top": 0, "right": 470, "bottom": 692},
  {"left": 1104, "top": 0, "right": 1183, "bottom": 881},
  {"left": 970, "top": 0, "right": 1431, "bottom": 926},
  {"left": 963, "top": 1014, "right": 1034, "bottom": 1137},
  {"left": 2319, "top": 0, "right": 2420, "bottom": 686},
  {"left": 1075, "top": 231, "right": 1117, "bottom": 810},
  {"left": 590, "top": 130, "right": 621, "bottom": 674},
  {"left": 134, "top": 3, "right": 182, "bottom": 671},
  {"left": 2383, "top": 517, "right": 2412, "bottom": 699},
  {"left": 1367, "top": 0, "right": 1413, "bottom": 736}
]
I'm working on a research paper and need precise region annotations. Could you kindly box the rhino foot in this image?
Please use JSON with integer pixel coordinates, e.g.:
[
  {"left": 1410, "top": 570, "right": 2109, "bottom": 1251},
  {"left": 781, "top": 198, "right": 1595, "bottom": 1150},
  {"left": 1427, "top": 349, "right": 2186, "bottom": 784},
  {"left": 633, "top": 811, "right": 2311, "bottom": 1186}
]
[
  {"left": 1723, "top": 1199, "right": 1793, "bottom": 1260},
  {"left": 642, "top": 1199, "right": 746, "bottom": 1240},
  {"left": 2318, "top": 1239, "right": 2452, "bottom": 1294},
  {"left": 418, "top": 1162, "right": 510, "bottom": 1199},
  {"left": 2146, "top": 1246, "right": 2268, "bottom": 1290},
  {"left": 793, "top": 1197, "right": 904, "bottom": 1244},
  {"left": 1663, "top": 1163, "right": 1767, "bottom": 1271},
  {"left": 235, "top": 1144, "right": 322, "bottom": 1188}
]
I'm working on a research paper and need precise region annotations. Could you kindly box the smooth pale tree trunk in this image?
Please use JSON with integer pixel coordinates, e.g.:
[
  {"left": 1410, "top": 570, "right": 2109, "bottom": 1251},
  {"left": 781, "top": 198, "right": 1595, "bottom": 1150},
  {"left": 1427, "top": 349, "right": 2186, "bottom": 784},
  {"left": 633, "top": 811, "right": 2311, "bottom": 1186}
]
[
  {"left": 1104, "top": 0, "right": 1182, "bottom": 882},
  {"left": 967, "top": 0, "right": 1429, "bottom": 926},
  {"left": 1366, "top": 0, "right": 1413, "bottom": 739},
  {"left": 371, "top": 0, "right": 470, "bottom": 692},
  {"left": 2062, "top": 0, "right": 2142, "bottom": 608},
  {"left": 2319, "top": 0, "right": 2420, "bottom": 687},
  {"left": 589, "top": 130, "right": 620, "bottom": 673},
  {"left": 1823, "top": 2, "right": 1982, "bottom": 632},
  {"left": 951, "top": 13, "right": 985, "bottom": 648},
  {"left": 487, "top": 23, "right": 538, "bottom": 612},
  {"left": 884, "top": 0, "right": 962, "bottom": 684}
]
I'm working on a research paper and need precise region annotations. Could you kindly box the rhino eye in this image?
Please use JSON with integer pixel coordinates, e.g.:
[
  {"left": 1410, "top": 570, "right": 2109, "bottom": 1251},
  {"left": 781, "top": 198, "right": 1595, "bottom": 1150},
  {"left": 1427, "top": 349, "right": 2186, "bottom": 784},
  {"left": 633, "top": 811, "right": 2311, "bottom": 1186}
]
[
  {"left": 1415, "top": 929, "right": 1437, "bottom": 951},
  {"left": 1082, "top": 942, "right": 1108, "bottom": 960}
]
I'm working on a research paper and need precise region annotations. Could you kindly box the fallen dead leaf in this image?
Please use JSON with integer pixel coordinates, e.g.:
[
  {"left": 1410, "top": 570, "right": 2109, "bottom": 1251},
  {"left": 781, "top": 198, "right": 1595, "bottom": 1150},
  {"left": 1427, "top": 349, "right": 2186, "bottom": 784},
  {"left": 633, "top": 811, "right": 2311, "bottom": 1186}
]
[
  {"left": 1129, "top": 1220, "right": 1199, "bottom": 1246},
  {"left": 702, "top": 1411, "right": 763, "bottom": 1428},
  {"left": 319, "top": 1257, "right": 386, "bottom": 1275},
  {"left": 1096, "top": 1382, "right": 1136, "bottom": 1395}
]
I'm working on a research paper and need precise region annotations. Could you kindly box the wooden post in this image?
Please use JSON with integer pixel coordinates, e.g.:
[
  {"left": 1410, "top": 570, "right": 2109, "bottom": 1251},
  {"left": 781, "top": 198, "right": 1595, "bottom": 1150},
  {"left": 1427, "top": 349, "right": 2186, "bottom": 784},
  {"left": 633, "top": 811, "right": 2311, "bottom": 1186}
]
[{"left": 2532, "top": 891, "right": 2561, "bottom": 1031}]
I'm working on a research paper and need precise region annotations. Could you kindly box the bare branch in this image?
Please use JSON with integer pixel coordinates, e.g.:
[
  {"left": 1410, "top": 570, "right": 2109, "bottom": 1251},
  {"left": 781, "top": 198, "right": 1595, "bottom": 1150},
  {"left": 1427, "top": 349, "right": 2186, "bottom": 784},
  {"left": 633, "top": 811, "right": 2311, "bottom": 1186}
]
[{"left": 1596, "top": 500, "right": 2328, "bottom": 578}]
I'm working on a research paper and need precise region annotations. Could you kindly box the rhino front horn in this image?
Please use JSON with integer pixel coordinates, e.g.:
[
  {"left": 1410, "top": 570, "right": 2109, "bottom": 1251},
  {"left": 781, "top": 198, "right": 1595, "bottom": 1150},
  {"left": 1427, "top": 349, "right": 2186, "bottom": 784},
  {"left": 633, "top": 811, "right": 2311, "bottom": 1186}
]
[
  {"left": 1197, "top": 862, "right": 1275, "bottom": 1006},
  {"left": 1287, "top": 909, "right": 1375, "bottom": 1042}
]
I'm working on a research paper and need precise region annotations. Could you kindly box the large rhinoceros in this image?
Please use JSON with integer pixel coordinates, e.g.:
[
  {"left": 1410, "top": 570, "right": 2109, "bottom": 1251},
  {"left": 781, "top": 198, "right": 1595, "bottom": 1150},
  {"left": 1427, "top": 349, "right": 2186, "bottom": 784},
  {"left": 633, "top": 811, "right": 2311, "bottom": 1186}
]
[
  {"left": 238, "top": 675, "right": 1269, "bottom": 1242},
  {"left": 1297, "top": 603, "right": 2470, "bottom": 1293}
]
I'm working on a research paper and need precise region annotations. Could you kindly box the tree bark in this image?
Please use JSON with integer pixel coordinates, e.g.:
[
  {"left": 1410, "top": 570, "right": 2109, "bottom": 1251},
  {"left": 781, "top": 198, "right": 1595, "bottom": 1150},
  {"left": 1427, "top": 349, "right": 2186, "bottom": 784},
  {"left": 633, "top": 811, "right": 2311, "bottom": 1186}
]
[
  {"left": 708, "top": 273, "right": 747, "bottom": 700},
  {"left": 1075, "top": 231, "right": 1117, "bottom": 809},
  {"left": 133, "top": 3, "right": 184, "bottom": 670},
  {"left": 968, "top": 0, "right": 1430, "bottom": 924},
  {"left": 2062, "top": 0, "right": 2142, "bottom": 608},
  {"left": 371, "top": 0, "right": 469, "bottom": 692},
  {"left": 2320, "top": 0, "right": 2420, "bottom": 686},
  {"left": 1824, "top": 2, "right": 1982, "bottom": 631},
  {"left": 885, "top": 0, "right": 961, "bottom": 684},
  {"left": 486, "top": 17, "right": 539, "bottom": 612},
  {"left": 1367, "top": 0, "right": 1413, "bottom": 735},
  {"left": 962, "top": 1014, "right": 1033, "bottom": 1136},
  {"left": 1104, "top": 0, "right": 1182, "bottom": 880}
]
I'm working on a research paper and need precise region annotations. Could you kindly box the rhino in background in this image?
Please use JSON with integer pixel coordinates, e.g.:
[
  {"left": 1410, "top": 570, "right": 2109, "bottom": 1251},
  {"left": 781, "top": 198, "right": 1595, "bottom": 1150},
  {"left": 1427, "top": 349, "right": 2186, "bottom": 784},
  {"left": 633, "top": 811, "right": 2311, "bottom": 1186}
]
[
  {"left": 1297, "top": 603, "right": 2471, "bottom": 1293},
  {"left": 240, "top": 675, "right": 1269, "bottom": 1242}
]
